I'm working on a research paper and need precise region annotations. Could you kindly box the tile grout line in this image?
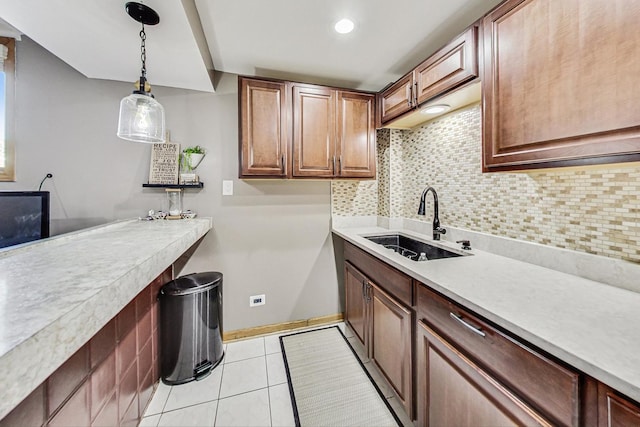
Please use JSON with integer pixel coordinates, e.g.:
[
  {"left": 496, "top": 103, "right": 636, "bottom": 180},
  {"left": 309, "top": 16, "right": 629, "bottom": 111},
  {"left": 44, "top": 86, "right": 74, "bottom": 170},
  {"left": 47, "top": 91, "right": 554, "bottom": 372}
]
[
  {"left": 213, "top": 361, "right": 225, "bottom": 427},
  {"left": 157, "top": 383, "right": 172, "bottom": 423},
  {"left": 265, "top": 337, "right": 274, "bottom": 427},
  {"left": 224, "top": 353, "right": 266, "bottom": 365}
]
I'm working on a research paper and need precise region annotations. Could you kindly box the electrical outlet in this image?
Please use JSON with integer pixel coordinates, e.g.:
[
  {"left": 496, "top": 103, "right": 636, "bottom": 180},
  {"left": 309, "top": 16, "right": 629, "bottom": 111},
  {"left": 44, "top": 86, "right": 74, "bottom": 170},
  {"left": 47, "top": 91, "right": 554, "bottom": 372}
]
[{"left": 249, "top": 294, "right": 266, "bottom": 307}]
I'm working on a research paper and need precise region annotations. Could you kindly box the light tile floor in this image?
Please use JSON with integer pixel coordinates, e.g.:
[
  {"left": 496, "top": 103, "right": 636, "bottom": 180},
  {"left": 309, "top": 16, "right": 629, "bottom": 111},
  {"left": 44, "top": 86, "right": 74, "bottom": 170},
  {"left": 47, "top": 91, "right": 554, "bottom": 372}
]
[{"left": 140, "top": 322, "right": 412, "bottom": 427}]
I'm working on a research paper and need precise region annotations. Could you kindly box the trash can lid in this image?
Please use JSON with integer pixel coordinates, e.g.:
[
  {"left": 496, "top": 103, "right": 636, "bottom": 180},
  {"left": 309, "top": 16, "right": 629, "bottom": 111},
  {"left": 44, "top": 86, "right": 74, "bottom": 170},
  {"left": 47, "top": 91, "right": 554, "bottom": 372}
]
[{"left": 161, "top": 272, "right": 222, "bottom": 296}]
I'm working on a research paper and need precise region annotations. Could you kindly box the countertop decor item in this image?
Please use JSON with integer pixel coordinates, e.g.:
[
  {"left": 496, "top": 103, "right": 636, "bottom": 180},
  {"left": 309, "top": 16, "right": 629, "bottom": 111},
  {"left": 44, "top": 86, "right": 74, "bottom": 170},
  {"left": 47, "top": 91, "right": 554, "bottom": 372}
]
[
  {"left": 116, "top": 2, "right": 165, "bottom": 143},
  {"left": 148, "top": 142, "right": 180, "bottom": 184},
  {"left": 182, "top": 145, "right": 206, "bottom": 170},
  {"left": 165, "top": 188, "right": 183, "bottom": 217},
  {"left": 180, "top": 145, "right": 205, "bottom": 184}
]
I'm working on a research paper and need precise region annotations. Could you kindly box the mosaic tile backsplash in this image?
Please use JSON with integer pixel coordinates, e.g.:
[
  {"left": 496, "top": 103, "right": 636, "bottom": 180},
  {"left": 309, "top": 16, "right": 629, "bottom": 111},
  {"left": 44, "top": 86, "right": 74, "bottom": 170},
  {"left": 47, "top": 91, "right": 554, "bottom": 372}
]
[{"left": 332, "top": 103, "right": 640, "bottom": 263}]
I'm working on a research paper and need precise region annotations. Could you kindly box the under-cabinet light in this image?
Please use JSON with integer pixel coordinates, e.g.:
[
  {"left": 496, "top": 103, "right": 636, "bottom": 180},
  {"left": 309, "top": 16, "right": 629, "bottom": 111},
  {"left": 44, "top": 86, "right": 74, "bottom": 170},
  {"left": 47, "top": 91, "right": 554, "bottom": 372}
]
[{"left": 421, "top": 104, "right": 451, "bottom": 115}]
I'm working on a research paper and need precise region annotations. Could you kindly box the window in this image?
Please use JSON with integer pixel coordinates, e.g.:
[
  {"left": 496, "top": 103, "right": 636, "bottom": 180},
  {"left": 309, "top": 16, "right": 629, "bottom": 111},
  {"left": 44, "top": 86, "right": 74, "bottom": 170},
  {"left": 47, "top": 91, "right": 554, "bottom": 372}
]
[{"left": 0, "top": 37, "right": 15, "bottom": 181}]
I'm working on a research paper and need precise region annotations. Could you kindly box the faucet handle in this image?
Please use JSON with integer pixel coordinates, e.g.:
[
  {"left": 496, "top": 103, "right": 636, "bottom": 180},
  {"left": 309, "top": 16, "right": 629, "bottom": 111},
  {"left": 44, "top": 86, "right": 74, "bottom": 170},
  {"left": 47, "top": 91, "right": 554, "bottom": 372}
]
[{"left": 456, "top": 240, "right": 471, "bottom": 250}]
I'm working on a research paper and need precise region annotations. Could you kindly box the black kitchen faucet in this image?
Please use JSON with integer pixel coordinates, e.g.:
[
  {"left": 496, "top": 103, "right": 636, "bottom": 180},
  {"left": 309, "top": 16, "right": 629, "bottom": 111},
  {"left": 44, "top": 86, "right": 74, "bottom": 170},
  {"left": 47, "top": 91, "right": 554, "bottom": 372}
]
[{"left": 418, "top": 186, "right": 446, "bottom": 240}]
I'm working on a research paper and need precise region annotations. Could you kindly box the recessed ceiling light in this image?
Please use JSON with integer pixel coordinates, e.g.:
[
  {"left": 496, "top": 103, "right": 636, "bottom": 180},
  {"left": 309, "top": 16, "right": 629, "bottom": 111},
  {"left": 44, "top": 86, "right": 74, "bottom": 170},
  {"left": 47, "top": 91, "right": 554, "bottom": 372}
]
[
  {"left": 421, "top": 104, "right": 451, "bottom": 115},
  {"left": 334, "top": 18, "right": 354, "bottom": 34}
]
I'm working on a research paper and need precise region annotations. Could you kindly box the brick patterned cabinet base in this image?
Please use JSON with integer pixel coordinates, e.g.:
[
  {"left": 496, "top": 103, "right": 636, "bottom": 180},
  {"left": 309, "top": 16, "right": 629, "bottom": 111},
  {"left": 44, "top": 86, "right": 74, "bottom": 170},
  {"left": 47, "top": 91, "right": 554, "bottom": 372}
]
[{"left": 0, "top": 267, "right": 172, "bottom": 427}]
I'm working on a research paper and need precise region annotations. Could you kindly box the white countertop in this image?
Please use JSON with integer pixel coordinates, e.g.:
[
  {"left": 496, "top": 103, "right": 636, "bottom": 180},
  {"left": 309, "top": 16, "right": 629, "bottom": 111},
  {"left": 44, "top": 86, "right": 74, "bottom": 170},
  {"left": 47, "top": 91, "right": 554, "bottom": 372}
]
[
  {"left": 0, "top": 218, "right": 212, "bottom": 420},
  {"left": 333, "top": 226, "right": 640, "bottom": 403}
]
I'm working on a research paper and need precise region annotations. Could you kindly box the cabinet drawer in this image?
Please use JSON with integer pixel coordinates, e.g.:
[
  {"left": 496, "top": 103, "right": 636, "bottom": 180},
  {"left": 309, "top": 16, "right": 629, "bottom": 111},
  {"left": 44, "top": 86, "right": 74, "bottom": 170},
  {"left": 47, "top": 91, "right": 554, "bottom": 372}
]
[
  {"left": 344, "top": 242, "right": 412, "bottom": 307},
  {"left": 416, "top": 284, "right": 580, "bottom": 426}
]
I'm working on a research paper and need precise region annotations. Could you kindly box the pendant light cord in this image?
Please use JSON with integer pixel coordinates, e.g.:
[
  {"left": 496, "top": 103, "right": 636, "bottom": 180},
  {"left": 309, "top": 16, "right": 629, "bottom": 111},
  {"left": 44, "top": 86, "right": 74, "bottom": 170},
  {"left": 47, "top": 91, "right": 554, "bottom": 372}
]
[{"left": 38, "top": 173, "right": 53, "bottom": 191}]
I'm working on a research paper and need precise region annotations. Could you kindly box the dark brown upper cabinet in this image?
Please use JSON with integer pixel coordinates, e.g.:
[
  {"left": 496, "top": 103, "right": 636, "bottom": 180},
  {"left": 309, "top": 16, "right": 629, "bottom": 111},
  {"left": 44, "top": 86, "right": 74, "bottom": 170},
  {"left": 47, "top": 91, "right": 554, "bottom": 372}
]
[
  {"left": 292, "top": 84, "right": 336, "bottom": 177},
  {"left": 239, "top": 77, "right": 289, "bottom": 177},
  {"left": 378, "top": 73, "right": 415, "bottom": 125},
  {"left": 239, "top": 77, "right": 376, "bottom": 179},
  {"left": 482, "top": 0, "right": 640, "bottom": 172},
  {"left": 378, "top": 25, "right": 479, "bottom": 127},
  {"left": 335, "top": 91, "right": 377, "bottom": 178},
  {"left": 292, "top": 83, "right": 376, "bottom": 178}
]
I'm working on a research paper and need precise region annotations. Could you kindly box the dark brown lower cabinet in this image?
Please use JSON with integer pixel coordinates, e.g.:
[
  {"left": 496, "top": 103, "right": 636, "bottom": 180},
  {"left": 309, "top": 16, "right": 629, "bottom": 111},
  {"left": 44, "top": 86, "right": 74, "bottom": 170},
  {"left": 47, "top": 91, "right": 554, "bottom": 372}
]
[
  {"left": 415, "top": 283, "right": 581, "bottom": 426},
  {"left": 598, "top": 383, "right": 640, "bottom": 427},
  {"left": 344, "top": 260, "right": 414, "bottom": 419},
  {"left": 0, "top": 268, "right": 171, "bottom": 427},
  {"left": 370, "top": 284, "right": 413, "bottom": 417},
  {"left": 416, "top": 320, "right": 551, "bottom": 426},
  {"left": 340, "top": 237, "right": 640, "bottom": 426},
  {"left": 345, "top": 261, "right": 368, "bottom": 348}
]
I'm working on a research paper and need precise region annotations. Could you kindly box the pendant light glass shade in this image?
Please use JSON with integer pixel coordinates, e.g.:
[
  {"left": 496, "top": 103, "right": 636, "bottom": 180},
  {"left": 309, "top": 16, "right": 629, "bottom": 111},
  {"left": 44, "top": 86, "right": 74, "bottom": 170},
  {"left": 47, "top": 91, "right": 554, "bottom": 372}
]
[
  {"left": 117, "top": 93, "right": 165, "bottom": 143},
  {"left": 117, "top": 2, "right": 164, "bottom": 143}
]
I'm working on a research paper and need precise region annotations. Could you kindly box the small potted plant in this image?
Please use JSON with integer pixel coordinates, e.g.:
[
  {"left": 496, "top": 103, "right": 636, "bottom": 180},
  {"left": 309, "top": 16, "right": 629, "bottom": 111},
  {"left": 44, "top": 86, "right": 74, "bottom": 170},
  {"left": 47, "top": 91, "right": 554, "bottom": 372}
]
[
  {"left": 180, "top": 145, "right": 205, "bottom": 184},
  {"left": 181, "top": 145, "right": 206, "bottom": 172}
]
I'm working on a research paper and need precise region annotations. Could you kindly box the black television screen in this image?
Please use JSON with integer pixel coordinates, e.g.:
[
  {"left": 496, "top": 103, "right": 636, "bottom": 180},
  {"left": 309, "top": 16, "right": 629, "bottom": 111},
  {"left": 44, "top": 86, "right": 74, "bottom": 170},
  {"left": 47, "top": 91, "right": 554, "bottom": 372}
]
[{"left": 0, "top": 191, "right": 50, "bottom": 249}]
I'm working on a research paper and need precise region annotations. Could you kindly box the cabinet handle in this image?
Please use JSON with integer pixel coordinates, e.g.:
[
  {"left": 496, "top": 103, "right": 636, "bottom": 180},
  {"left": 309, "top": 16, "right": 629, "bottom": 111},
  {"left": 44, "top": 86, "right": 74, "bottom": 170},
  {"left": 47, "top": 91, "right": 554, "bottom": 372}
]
[
  {"left": 281, "top": 154, "right": 285, "bottom": 172},
  {"left": 333, "top": 156, "right": 336, "bottom": 174},
  {"left": 413, "top": 82, "right": 418, "bottom": 106},
  {"left": 362, "top": 280, "right": 372, "bottom": 301},
  {"left": 406, "top": 83, "right": 412, "bottom": 108},
  {"left": 338, "top": 155, "right": 342, "bottom": 174},
  {"left": 366, "top": 283, "right": 372, "bottom": 301},
  {"left": 449, "top": 312, "right": 486, "bottom": 337}
]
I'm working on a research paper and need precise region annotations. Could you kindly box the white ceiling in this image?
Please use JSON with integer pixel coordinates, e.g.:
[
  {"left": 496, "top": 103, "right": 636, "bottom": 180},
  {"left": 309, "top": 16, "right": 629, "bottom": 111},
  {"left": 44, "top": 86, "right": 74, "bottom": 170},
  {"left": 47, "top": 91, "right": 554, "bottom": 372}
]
[{"left": 0, "top": 0, "right": 503, "bottom": 93}]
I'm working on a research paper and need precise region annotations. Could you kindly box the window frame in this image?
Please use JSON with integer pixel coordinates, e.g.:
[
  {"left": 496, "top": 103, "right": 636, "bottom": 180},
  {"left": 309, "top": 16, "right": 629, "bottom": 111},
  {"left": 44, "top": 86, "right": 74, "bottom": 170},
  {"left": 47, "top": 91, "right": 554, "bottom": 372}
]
[{"left": 0, "top": 37, "right": 15, "bottom": 182}]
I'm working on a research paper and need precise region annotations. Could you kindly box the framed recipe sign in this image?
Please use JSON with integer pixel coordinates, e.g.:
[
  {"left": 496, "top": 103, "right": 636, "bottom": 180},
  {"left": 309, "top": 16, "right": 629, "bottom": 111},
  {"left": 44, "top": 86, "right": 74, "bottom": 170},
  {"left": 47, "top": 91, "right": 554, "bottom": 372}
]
[{"left": 148, "top": 142, "right": 180, "bottom": 185}]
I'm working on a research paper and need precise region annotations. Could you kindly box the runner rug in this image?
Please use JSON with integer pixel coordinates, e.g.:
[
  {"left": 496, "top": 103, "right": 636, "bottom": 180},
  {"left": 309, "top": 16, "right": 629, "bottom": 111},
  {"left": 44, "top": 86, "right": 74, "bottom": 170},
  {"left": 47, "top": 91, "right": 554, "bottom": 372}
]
[{"left": 280, "top": 326, "right": 401, "bottom": 427}]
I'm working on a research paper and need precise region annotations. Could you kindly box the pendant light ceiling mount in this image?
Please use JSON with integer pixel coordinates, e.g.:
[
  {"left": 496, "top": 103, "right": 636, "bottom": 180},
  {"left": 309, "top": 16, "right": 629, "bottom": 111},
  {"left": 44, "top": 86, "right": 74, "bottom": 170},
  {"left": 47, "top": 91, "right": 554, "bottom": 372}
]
[
  {"left": 125, "top": 2, "right": 160, "bottom": 26},
  {"left": 117, "top": 2, "right": 166, "bottom": 144}
]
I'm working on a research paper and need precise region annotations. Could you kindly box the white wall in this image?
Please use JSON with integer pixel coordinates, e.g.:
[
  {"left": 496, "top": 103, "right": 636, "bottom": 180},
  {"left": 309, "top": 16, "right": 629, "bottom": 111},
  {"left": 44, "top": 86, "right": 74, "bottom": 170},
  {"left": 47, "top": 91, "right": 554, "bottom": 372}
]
[{"left": 0, "top": 38, "right": 342, "bottom": 331}]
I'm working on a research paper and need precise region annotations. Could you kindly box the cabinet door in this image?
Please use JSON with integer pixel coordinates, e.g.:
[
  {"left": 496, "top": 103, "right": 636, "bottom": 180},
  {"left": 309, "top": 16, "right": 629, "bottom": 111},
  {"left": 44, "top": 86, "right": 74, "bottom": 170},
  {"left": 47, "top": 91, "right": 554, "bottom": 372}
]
[
  {"left": 292, "top": 85, "right": 336, "bottom": 177},
  {"left": 598, "top": 384, "right": 640, "bottom": 427},
  {"left": 378, "top": 72, "right": 414, "bottom": 125},
  {"left": 239, "top": 77, "right": 289, "bottom": 177},
  {"left": 370, "top": 283, "right": 413, "bottom": 419},
  {"left": 416, "top": 284, "right": 580, "bottom": 426},
  {"left": 336, "top": 91, "right": 376, "bottom": 178},
  {"left": 482, "top": 0, "right": 640, "bottom": 171},
  {"left": 344, "top": 262, "right": 368, "bottom": 349},
  {"left": 414, "top": 26, "right": 478, "bottom": 105},
  {"left": 416, "top": 320, "right": 552, "bottom": 427}
]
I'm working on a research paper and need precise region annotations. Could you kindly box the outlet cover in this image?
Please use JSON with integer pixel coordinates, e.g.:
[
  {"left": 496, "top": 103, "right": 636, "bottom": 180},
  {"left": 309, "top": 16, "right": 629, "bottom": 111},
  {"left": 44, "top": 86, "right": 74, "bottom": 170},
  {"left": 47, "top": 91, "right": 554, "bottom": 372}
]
[
  {"left": 222, "top": 180, "right": 233, "bottom": 196},
  {"left": 249, "top": 294, "right": 266, "bottom": 307}
]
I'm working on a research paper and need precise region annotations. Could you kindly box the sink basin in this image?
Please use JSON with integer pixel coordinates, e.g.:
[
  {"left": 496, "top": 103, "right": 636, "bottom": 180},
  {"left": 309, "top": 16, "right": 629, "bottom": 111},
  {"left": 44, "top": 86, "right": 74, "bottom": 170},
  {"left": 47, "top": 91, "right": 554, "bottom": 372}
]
[{"left": 364, "top": 234, "right": 465, "bottom": 261}]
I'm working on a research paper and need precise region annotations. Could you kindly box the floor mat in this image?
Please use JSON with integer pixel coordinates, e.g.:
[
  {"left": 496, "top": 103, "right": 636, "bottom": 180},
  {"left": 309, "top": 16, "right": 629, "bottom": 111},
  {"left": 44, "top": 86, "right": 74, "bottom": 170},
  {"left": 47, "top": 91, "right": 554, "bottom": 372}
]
[{"left": 280, "top": 326, "right": 401, "bottom": 427}]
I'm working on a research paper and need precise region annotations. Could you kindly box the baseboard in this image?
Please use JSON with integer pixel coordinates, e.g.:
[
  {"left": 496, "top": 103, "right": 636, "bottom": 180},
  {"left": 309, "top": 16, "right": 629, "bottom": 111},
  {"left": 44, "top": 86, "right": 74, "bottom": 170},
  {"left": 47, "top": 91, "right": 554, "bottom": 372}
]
[{"left": 223, "top": 313, "right": 344, "bottom": 342}]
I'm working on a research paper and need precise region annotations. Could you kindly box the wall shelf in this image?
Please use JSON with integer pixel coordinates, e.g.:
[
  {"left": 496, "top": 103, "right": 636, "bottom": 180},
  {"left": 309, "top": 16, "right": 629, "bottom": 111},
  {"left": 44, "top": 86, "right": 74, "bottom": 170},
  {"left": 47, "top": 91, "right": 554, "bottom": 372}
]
[{"left": 142, "top": 183, "right": 204, "bottom": 189}]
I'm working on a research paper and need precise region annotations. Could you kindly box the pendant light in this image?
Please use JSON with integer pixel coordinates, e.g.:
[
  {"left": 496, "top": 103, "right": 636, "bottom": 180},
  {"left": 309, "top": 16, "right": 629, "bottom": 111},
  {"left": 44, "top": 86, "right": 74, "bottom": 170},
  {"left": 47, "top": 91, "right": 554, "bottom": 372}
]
[{"left": 117, "top": 2, "right": 165, "bottom": 143}]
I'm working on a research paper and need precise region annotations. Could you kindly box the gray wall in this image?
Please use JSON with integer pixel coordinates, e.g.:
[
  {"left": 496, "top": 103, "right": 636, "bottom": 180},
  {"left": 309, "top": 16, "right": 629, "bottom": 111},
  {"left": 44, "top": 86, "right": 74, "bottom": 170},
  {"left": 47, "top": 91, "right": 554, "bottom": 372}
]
[{"left": 0, "top": 38, "right": 342, "bottom": 331}]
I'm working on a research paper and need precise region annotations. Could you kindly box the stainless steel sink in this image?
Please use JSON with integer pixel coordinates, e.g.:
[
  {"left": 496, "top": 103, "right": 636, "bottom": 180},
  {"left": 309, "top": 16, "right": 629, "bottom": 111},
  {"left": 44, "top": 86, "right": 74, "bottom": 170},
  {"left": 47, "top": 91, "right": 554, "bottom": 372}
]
[{"left": 364, "top": 234, "right": 466, "bottom": 261}]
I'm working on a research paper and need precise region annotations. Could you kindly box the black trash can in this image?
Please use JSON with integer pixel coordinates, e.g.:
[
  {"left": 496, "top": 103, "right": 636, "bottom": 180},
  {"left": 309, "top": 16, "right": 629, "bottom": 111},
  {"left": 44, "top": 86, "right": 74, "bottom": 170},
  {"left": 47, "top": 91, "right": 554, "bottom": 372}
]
[{"left": 159, "top": 272, "right": 224, "bottom": 385}]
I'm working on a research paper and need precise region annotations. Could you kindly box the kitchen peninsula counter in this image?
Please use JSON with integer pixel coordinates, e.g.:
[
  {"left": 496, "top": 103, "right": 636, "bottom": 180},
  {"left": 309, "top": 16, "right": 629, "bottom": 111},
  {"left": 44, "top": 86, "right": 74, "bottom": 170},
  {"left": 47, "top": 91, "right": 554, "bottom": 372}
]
[
  {"left": 0, "top": 218, "right": 212, "bottom": 420},
  {"left": 333, "top": 225, "right": 640, "bottom": 405}
]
